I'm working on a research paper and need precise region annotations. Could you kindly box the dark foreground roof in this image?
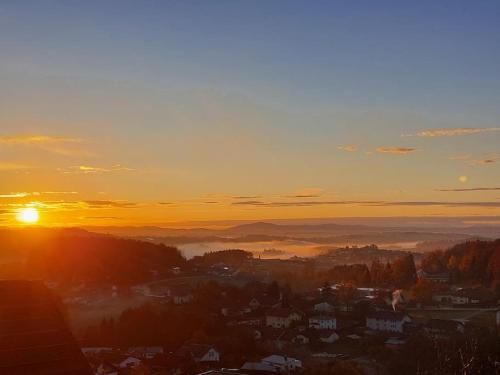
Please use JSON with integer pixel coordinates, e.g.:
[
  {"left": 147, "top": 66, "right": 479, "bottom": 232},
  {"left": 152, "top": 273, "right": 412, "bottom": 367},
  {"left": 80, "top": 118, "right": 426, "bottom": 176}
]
[{"left": 0, "top": 280, "right": 93, "bottom": 375}]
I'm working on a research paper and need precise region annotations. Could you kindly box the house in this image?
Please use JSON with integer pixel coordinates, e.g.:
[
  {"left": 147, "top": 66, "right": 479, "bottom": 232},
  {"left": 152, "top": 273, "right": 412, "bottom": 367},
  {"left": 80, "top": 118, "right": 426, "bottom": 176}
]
[
  {"left": 96, "top": 362, "right": 119, "bottom": 375},
  {"left": 318, "top": 330, "right": 339, "bottom": 343},
  {"left": 168, "top": 284, "right": 194, "bottom": 304},
  {"left": 248, "top": 295, "right": 280, "bottom": 310},
  {"left": 309, "top": 313, "right": 336, "bottom": 330},
  {"left": 119, "top": 356, "right": 142, "bottom": 368},
  {"left": 265, "top": 307, "right": 303, "bottom": 328},
  {"left": 241, "top": 361, "right": 278, "bottom": 374},
  {"left": 366, "top": 311, "right": 411, "bottom": 333},
  {"left": 127, "top": 346, "right": 164, "bottom": 359},
  {"left": 417, "top": 269, "right": 450, "bottom": 283},
  {"left": 261, "top": 355, "right": 302, "bottom": 372},
  {"left": 313, "top": 301, "right": 335, "bottom": 312},
  {"left": 176, "top": 344, "right": 220, "bottom": 363}
]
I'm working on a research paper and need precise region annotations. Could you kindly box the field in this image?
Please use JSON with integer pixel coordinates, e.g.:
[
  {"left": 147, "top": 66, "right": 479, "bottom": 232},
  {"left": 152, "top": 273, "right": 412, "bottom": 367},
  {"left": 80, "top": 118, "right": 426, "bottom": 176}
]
[{"left": 408, "top": 308, "right": 497, "bottom": 328}]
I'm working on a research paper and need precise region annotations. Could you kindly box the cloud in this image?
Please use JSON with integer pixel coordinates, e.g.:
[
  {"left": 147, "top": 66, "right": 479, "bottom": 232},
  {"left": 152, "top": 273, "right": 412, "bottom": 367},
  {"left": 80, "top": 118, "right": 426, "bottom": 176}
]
[
  {"left": 61, "top": 164, "right": 135, "bottom": 174},
  {"left": 83, "top": 200, "right": 138, "bottom": 208},
  {"left": 436, "top": 187, "right": 500, "bottom": 192},
  {"left": 82, "top": 216, "right": 123, "bottom": 220},
  {"left": 232, "top": 195, "right": 262, "bottom": 199},
  {"left": 0, "top": 134, "right": 88, "bottom": 156},
  {"left": 0, "top": 191, "right": 78, "bottom": 199},
  {"left": 232, "top": 200, "right": 381, "bottom": 207},
  {"left": 232, "top": 199, "right": 500, "bottom": 209},
  {"left": 373, "top": 201, "right": 500, "bottom": 208},
  {"left": 337, "top": 144, "right": 357, "bottom": 152},
  {"left": 0, "top": 193, "right": 30, "bottom": 198},
  {"left": 286, "top": 187, "right": 324, "bottom": 198},
  {"left": 450, "top": 153, "right": 499, "bottom": 166},
  {"left": 0, "top": 135, "right": 81, "bottom": 144},
  {"left": 469, "top": 158, "right": 497, "bottom": 166},
  {"left": 0, "top": 162, "right": 32, "bottom": 171},
  {"left": 376, "top": 147, "right": 417, "bottom": 154},
  {"left": 405, "top": 127, "right": 500, "bottom": 137}
]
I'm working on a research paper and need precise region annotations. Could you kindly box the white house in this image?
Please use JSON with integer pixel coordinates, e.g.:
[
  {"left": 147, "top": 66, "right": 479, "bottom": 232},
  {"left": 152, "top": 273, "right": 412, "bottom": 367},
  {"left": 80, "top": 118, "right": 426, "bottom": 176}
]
[
  {"left": 118, "top": 356, "right": 141, "bottom": 369},
  {"left": 313, "top": 302, "right": 335, "bottom": 312},
  {"left": 262, "top": 355, "right": 302, "bottom": 372},
  {"left": 309, "top": 314, "right": 336, "bottom": 330},
  {"left": 176, "top": 344, "right": 220, "bottom": 363},
  {"left": 366, "top": 311, "right": 411, "bottom": 333},
  {"left": 167, "top": 285, "right": 194, "bottom": 305},
  {"left": 265, "top": 307, "right": 303, "bottom": 328},
  {"left": 127, "top": 346, "right": 163, "bottom": 359},
  {"left": 318, "top": 330, "right": 339, "bottom": 344}
]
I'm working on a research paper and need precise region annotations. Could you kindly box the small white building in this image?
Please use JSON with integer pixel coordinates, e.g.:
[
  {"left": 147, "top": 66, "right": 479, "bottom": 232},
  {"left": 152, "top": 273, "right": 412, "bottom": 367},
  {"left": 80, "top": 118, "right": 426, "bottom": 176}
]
[
  {"left": 366, "top": 311, "right": 411, "bottom": 333},
  {"left": 176, "top": 344, "right": 220, "bottom": 363},
  {"left": 313, "top": 302, "right": 335, "bottom": 312},
  {"left": 167, "top": 285, "right": 194, "bottom": 305},
  {"left": 265, "top": 307, "right": 302, "bottom": 328},
  {"left": 119, "top": 356, "right": 141, "bottom": 369},
  {"left": 309, "top": 314, "right": 336, "bottom": 330},
  {"left": 262, "top": 355, "right": 302, "bottom": 372}
]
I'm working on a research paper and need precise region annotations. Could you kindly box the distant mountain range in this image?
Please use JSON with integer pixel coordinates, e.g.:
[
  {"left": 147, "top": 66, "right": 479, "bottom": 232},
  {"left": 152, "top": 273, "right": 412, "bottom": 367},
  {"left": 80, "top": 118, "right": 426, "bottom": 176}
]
[{"left": 80, "top": 218, "right": 500, "bottom": 249}]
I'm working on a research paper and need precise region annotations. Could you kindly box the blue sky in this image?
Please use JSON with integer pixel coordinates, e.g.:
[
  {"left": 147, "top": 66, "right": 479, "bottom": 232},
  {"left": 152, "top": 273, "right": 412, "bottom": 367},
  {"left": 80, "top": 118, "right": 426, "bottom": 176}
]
[{"left": 0, "top": 1, "right": 499, "bottom": 225}]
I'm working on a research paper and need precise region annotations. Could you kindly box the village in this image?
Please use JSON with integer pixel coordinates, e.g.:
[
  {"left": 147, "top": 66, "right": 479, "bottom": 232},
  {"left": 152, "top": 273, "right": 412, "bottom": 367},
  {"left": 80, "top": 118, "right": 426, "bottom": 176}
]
[{"left": 73, "top": 247, "right": 500, "bottom": 375}]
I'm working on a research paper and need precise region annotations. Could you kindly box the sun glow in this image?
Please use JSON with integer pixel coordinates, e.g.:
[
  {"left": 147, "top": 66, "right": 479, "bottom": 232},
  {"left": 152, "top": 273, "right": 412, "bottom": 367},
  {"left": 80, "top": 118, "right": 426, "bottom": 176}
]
[{"left": 16, "top": 207, "right": 40, "bottom": 224}]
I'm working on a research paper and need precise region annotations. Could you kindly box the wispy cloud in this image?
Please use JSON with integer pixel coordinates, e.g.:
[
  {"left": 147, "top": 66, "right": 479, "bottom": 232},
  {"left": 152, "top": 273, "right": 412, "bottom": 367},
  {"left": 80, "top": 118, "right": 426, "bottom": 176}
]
[
  {"left": 0, "top": 193, "right": 30, "bottom": 198},
  {"left": 232, "top": 200, "right": 381, "bottom": 207},
  {"left": 373, "top": 201, "right": 500, "bottom": 208},
  {"left": 337, "top": 144, "right": 357, "bottom": 152},
  {"left": 232, "top": 195, "right": 262, "bottom": 199},
  {"left": 286, "top": 187, "right": 325, "bottom": 198},
  {"left": 376, "top": 147, "right": 417, "bottom": 154},
  {"left": 436, "top": 187, "right": 500, "bottom": 192},
  {"left": 60, "top": 164, "right": 135, "bottom": 174},
  {"left": 83, "top": 200, "right": 138, "bottom": 208},
  {"left": 0, "top": 135, "right": 81, "bottom": 144},
  {"left": 0, "top": 134, "right": 88, "bottom": 156},
  {"left": 232, "top": 199, "right": 500, "bottom": 208},
  {"left": 404, "top": 127, "right": 500, "bottom": 137},
  {"left": 450, "top": 153, "right": 499, "bottom": 166},
  {"left": 0, "top": 162, "right": 32, "bottom": 171}
]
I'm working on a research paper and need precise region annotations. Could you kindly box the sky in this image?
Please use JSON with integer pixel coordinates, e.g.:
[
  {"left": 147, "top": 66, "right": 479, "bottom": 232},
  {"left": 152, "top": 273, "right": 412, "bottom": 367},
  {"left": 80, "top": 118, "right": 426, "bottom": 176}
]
[{"left": 0, "top": 0, "right": 499, "bottom": 226}]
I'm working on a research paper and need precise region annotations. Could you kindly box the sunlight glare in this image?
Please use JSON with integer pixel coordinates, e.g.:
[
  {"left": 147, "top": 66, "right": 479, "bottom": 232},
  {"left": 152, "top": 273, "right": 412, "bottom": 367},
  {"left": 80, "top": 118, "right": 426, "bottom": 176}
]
[{"left": 16, "top": 207, "right": 40, "bottom": 224}]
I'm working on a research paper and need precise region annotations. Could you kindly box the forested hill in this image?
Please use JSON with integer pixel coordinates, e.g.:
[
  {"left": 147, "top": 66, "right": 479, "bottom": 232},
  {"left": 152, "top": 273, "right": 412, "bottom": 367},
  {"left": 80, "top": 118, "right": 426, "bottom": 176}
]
[
  {"left": 0, "top": 228, "right": 186, "bottom": 285},
  {"left": 421, "top": 239, "right": 500, "bottom": 287}
]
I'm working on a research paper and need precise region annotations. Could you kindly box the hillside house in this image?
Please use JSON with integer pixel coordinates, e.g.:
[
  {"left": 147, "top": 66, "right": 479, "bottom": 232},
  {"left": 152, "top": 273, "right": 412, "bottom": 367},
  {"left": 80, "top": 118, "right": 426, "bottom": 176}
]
[
  {"left": 366, "top": 311, "right": 411, "bottom": 333},
  {"left": 309, "top": 314, "right": 336, "bottom": 330},
  {"left": 265, "top": 307, "right": 303, "bottom": 328}
]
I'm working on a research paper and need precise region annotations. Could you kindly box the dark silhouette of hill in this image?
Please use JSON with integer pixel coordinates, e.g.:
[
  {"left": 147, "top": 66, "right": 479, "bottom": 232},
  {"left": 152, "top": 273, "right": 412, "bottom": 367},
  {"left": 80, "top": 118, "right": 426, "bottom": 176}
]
[{"left": 0, "top": 228, "right": 185, "bottom": 285}]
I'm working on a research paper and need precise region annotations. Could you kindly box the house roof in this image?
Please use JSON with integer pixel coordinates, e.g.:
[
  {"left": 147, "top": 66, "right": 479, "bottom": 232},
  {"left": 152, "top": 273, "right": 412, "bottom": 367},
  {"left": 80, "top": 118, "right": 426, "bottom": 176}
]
[
  {"left": 367, "top": 310, "right": 408, "bottom": 321},
  {"left": 176, "top": 344, "right": 216, "bottom": 360},
  {"left": 241, "top": 361, "right": 278, "bottom": 373},
  {"left": 309, "top": 313, "right": 336, "bottom": 320},
  {"left": 0, "top": 280, "right": 93, "bottom": 375},
  {"left": 266, "top": 307, "right": 302, "bottom": 318}
]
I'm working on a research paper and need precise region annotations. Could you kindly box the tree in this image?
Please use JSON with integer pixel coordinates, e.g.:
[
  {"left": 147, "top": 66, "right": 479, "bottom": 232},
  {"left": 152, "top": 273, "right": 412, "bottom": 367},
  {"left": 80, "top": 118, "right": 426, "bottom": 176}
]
[
  {"left": 337, "top": 283, "right": 357, "bottom": 311},
  {"left": 391, "top": 254, "right": 417, "bottom": 288},
  {"left": 411, "top": 279, "right": 435, "bottom": 305}
]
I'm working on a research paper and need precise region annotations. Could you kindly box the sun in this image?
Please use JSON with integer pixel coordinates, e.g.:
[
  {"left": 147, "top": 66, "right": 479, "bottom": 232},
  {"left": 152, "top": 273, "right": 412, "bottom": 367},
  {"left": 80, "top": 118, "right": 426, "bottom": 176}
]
[{"left": 16, "top": 207, "right": 40, "bottom": 224}]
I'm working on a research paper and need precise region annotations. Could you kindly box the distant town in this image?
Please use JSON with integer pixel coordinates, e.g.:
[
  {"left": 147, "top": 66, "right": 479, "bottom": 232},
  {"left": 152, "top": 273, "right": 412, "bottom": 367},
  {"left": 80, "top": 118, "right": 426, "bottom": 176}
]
[{"left": 1, "top": 228, "right": 498, "bottom": 374}]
